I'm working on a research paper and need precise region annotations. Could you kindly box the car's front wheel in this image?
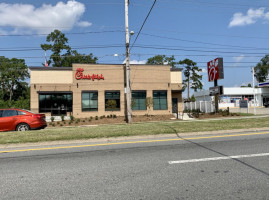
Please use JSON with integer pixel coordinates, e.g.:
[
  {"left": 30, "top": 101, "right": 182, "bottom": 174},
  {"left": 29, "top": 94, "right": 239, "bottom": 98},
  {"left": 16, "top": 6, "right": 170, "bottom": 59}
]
[{"left": 16, "top": 123, "right": 30, "bottom": 131}]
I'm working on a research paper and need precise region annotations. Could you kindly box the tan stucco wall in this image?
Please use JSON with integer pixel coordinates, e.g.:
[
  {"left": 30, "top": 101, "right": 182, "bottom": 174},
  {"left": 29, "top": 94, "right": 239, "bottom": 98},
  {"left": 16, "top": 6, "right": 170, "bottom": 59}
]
[
  {"left": 31, "top": 70, "right": 73, "bottom": 84},
  {"left": 72, "top": 64, "right": 125, "bottom": 117},
  {"left": 30, "top": 64, "right": 183, "bottom": 117},
  {"left": 170, "top": 71, "right": 182, "bottom": 83}
]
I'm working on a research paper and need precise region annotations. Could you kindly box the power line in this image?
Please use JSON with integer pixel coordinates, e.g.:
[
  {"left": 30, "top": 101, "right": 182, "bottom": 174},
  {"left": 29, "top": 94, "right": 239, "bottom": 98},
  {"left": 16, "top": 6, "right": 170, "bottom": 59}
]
[
  {"left": 131, "top": 45, "right": 269, "bottom": 55},
  {"left": 140, "top": 28, "right": 269, "bottom": 40},
  {"left": 3, "top": 42, "right": 268, "bottom": 52},
  {"left": 131, "top": 53, "right": 265, "bottom": 58},
  {"left": 0, "top": 30, "right": 125, "bottom": 37},
  {"left": 140, "top": 33, "right": 269, "bottom": 49},
  {"left": 130, "top": 0, "right": 157, "bottom": 50}
]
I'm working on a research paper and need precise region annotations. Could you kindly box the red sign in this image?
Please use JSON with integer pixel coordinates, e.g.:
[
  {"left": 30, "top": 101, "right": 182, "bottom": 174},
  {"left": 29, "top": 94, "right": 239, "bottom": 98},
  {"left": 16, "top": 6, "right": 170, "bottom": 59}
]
[
  {"left": 75, "top": 68, "right": 104, "bottom": 81},
  {"left": 207, "top": 58, "right": 224, "bottom": 82}
]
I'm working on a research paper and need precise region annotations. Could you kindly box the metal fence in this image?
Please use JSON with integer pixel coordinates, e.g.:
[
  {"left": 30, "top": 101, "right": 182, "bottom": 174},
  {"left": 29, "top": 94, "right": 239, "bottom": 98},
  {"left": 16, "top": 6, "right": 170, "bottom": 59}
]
[{"left": 184, "top": 101, "right": 215, "bottom": 113}]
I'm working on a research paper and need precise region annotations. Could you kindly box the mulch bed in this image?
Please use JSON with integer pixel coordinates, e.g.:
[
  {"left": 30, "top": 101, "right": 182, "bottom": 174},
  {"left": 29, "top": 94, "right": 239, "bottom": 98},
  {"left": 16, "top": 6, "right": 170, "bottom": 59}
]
[{"left": 47, "top": 114, "right": 176, "bottom": 128}]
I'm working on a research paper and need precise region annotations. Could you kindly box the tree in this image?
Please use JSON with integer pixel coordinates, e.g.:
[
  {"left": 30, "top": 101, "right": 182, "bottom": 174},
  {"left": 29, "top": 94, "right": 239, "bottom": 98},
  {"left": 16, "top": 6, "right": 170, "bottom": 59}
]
[
  {"left": 41, "top": 30, "right": 98, "bottom": 67},
  {"left": 41, "top": 29, "right": 71, "bottom": 67},
  {"left": 0, "top": 56, "right": 29, "bottom": 107},
  {"left": 254, "top": 54, "right": 269, "bottom": 83},
  {"left": 179, "top": 59, "right": 203, "bottom": 100},
  {"left": 146, "top": 55, "right": 177, "bottom": 68},
  {"left": 61, "top": 50, "right": 98, "bottom": 67},
  {"left": 190, "top": 94, "right": 196, "bottom": 102}
]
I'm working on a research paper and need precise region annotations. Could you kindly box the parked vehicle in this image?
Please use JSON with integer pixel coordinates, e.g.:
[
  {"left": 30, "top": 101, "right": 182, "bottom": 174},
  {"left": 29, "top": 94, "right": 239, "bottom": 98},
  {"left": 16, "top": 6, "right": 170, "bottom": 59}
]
[{"left": 0, "top": 109, "right": 47, "bottom": 132}]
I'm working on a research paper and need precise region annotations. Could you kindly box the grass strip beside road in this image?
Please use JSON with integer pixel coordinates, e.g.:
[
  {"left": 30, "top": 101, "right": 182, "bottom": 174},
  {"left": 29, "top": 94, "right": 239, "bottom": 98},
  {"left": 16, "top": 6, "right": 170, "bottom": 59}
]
[{"left": 1, "top": 117, "right": 269, "bottom": 144}]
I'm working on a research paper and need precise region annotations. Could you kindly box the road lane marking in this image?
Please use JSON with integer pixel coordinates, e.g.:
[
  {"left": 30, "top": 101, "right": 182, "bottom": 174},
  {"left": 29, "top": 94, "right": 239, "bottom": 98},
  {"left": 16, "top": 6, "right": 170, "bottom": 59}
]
[
  {"left": 0, "top": 131, "right": 269, "bottom": 154},
  {"left": 168, "top": 153, "right": 269, "bottom": 164}
]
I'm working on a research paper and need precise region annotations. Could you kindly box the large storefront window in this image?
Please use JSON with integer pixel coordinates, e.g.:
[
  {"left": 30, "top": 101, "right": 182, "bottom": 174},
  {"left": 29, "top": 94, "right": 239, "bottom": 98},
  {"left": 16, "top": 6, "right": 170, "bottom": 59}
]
[
  {"left": 105, "top": 91, "right": 120, "bottom": 111},
  {"left": 153, "top": 91, "right": 167, "bottom": 110},
  {"left": 39, "top": 93, "right": 72, "bottom": 115},
  {"left": 132, "top": 91, "right": 146, "bottom": 110},
  {"left": 82, "top": 91, "right": 98, "bottom": 111}
]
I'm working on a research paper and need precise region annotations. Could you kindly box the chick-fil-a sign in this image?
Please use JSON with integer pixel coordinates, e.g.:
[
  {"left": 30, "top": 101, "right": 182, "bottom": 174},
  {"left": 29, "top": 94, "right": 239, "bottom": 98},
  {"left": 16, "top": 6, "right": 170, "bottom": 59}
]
[
  {"left": 207, "top": 57, "right": 224, "bottom": 82},
  {"left": 75, "top": 68, "right": 104, "bottom": 81}
]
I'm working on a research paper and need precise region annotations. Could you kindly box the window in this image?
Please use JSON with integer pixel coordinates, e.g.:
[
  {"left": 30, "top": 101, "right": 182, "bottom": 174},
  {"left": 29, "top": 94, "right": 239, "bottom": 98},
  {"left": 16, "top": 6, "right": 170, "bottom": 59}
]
[
  {"left": 105, "top": 91, "right": 120, "bottom": 111},
  {"left": 17, "top": 111, "right": 26, "bottom": 115},
  {"left": 39, "top": 93, "right": 73, "bottom": 114},
  {"left": 132, "top": 91, "right": 146, "bottom": 110},
  {"left": 2, "top": 110, "right": 18, "bottom": 117},
  {"left": 82, "top": 91, "right": 98, "bottom": 111},
  {"left": 153, "top": 91, "right": 167, "bottom": 110}
]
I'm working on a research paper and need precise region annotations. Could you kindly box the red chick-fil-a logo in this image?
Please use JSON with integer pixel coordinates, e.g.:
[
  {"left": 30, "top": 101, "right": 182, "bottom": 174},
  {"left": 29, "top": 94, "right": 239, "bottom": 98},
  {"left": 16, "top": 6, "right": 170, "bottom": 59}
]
[
  {"left": 75, "top": 68, "right": 104, "bottom": 81},
  {"left": 207, "top": 58, "right": 219, "bottom": 82}
]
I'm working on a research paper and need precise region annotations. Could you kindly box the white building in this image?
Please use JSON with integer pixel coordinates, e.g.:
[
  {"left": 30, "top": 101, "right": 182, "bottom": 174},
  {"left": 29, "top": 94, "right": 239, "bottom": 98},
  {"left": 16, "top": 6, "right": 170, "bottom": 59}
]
[{"left": 194, "top": 87, "right": 269, "bottom": 107}]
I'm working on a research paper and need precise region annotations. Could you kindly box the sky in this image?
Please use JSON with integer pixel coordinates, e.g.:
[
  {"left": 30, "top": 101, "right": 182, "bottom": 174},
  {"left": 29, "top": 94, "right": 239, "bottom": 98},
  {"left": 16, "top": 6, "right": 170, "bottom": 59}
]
[{"left": 0, "top": 0, "right": 269, "bottom": 96}]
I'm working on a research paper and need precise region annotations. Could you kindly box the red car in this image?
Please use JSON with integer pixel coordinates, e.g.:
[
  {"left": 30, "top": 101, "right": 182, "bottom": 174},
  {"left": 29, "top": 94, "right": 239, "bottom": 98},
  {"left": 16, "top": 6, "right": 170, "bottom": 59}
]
[{"left": 0, "top": 109, "right": 47, "bottom": 132}]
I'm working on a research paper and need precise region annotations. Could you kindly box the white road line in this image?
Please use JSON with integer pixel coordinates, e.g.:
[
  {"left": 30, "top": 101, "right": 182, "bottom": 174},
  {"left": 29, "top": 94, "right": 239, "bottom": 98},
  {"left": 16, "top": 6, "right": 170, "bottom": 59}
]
[{"left": 168, "top": 153, "right": 269, "bottom": 164}]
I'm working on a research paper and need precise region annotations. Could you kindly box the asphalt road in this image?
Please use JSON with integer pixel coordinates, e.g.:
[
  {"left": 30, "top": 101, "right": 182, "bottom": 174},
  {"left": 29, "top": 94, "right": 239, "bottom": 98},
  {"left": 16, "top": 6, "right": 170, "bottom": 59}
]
[{"left": 0, "top": 130, "right": 268, "bottom": 200}]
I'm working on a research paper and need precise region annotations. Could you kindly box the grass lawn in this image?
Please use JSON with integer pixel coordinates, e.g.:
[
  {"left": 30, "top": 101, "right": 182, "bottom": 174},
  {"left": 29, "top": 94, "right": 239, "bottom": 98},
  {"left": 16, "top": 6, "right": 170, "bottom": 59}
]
[{"left": 1, "top": 116, "right": 269, "bottom": 144}]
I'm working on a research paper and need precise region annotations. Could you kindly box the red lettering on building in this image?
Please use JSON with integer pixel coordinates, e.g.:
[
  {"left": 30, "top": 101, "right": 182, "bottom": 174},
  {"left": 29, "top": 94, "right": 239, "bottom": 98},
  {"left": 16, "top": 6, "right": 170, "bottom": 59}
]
[{"left": 75, "top": 68, "right": 104, "bottom": 81}]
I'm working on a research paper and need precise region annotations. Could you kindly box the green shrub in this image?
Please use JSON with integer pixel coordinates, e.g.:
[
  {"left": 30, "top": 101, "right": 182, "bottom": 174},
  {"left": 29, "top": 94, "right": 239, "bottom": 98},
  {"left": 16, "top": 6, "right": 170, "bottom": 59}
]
[
  {"left": 60, "top": 124, "right": 63, "bottom": 126},
  {"left": 113, "top": 114, "right": 117, "bottom": 118},
  {"left": 61, "top": 115, "right": 65, "bottom": 121},
  {"left": 107, "top": 115, "right": 110, "bottom": 118},
  {"left": 95, "top": 116, "right": 99, "bottom": 120},
  {"left": 70, "top": 115, "right": 74, "bottom": 121},
  {"left": 50, "top": 116, "right": 55, "bottom": 122},
  {"left": 52, "top": 123, "right": 55, "bottom": 127},
  {"left": 105, "top": 99, "right": 117, "bottom": 110}
]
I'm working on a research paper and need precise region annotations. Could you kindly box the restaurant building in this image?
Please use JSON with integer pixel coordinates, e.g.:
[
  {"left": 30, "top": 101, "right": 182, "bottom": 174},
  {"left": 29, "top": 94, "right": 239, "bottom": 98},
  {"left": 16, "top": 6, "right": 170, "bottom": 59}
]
[{"left": 30, "top": 64, "right": 183, "bottom": 118}]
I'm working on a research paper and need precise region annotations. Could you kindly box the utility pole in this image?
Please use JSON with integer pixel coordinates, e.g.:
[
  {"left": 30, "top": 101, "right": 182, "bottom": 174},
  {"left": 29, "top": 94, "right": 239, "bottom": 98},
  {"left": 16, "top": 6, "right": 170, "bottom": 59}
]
[
  {"left": 252, "top": 67, "right": 256, "bottom": 115},
  {"left": 125, "top": 0, "right": 132, "bottom": 123}
]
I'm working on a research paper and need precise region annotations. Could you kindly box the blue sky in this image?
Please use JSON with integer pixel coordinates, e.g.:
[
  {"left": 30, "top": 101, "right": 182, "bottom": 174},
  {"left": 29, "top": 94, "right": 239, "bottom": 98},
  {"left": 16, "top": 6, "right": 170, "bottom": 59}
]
[{"left": 1, "top": 0, "right": 269, "bottom": 96}]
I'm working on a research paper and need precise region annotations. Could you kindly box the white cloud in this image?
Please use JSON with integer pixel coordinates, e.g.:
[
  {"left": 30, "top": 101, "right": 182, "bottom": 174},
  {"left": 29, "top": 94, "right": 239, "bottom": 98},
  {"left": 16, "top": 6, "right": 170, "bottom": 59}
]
[
  {"left": 77, "top": 21, "right": 92, "bottom": 27},
  {"left": 201, "top": 68, "right": 207, "bottom": 73},
  {"left": 233, "top": 55, "right": 245, "bottom": 63},
  {"left": 0, "top": 1, "right": 91, "bottom": 34},
  {"left": 130, "top": 60, "right": 147, "bottom": 64},
  {"left": 229, "top": 8, "right": 268, "bottom": 27},
  {"left": 122, "top": 59, "right": 147, "bottom": 64}
]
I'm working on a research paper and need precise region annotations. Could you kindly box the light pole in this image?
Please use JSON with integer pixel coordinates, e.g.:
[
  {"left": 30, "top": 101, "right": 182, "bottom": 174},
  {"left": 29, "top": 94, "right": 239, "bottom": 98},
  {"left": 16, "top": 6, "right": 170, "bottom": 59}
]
[{"left": 125, "top": 0, "right": 132, "bottom": 123}]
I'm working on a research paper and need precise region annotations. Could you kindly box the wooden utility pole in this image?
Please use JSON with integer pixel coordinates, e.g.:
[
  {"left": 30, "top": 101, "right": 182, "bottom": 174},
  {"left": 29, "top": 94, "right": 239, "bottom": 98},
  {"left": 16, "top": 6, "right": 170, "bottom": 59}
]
[{"left": 125, "top": 0, "right": 132, "bottom": 123}]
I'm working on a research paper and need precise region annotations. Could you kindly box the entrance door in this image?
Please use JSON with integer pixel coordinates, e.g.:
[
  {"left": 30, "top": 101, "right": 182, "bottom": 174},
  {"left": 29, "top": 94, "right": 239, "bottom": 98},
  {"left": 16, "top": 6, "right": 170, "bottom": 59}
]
[
  {"left": 172, "top": 98, "right": 178, "bottom": 113},
  {"left": 51, "top": 94, "right": 68, "bottom": 116}
]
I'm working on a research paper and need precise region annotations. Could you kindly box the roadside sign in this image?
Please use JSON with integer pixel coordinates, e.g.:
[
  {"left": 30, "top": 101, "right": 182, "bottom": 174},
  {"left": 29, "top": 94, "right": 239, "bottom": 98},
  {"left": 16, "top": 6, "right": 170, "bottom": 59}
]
[
  {"left": 207, "top": 57, "right": 224, "bottom": 82},
  {"left": 209, "top": 86, "right": 223, "bottom": 96},
  {"left": 239, "top": 100, "right": 248, "bottom": 108}
]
